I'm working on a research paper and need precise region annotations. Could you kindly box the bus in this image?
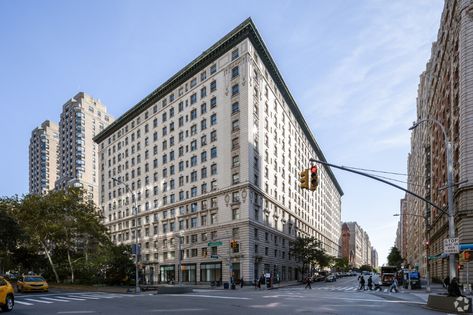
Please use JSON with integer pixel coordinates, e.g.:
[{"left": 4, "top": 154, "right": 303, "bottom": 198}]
[{"left": 380, "top": 266, "right": 397, "bottom": 285}]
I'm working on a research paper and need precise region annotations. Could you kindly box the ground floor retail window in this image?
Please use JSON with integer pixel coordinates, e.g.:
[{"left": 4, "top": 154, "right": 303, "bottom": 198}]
[
  {"left": 160, "top": 265, "right": 175, "bottom": 283},
  {"left": 232, "top": 262, "right": 240, "bottom": 283},
  {"left": 200, "top": 262, "right": 222, "bottom": 282},
  {"left": 182, "top": 264, "right": 196, "bottom": 283}
]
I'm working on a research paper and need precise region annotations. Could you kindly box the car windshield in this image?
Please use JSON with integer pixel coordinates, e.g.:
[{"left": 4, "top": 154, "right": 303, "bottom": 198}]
[{"left": 24, "top": 277, "right": 44, "bottom": 282}]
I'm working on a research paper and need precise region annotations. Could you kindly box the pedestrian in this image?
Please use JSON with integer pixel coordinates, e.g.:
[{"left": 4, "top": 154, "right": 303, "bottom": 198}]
[
  {"left": 448, "top": 277, "right": 464, "bottom": 297},
  {"left": 240, "top": 277, "right": 244, "bottom": 288},
  {"left": 359, "top": 276, "right": 365, "bottom": 290},
  {"left": 305, "top": 276, "right": 312, "bottom": 289},
  {"left": 367, "top": 276, "right": 373, "bottom": 291},
  {"left": 443, "top": 276, "right": 450, "bottom": 290},
  {"left": 258, "top": 274, "right": 264, "bottom": 289},
  {"left": 389, "top": 278, "right": 399, "bottom": 293}
]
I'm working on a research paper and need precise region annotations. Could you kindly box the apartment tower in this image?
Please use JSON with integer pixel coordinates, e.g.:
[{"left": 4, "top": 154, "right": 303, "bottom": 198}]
[
  {"left": 94, "top": 19, "right": 343, "bottom": 285},
  {"left": 56, "top": 92, "right": 113, "bottom": 204},
  {"left": 29, "top": 120, "right": 59, "bottom": 195}
]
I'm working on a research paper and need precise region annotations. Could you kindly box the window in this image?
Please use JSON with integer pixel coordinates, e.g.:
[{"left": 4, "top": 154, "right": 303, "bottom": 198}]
[
  {"left": 201, "top": 151, "right": 207, "bottom": 162},
  {"left": 231, "top": 66, "right": 239, "bottom": 78},
  {"left": 201, "top": 119, "right": 207, "bottom": 130},
  {"left": 210, "top": 80, "right": 217, "bottom": 92},
  {"left": 232, "top": 84, "right": 239, "bottom": 96},
  {"left": 232, "top": 155, "right": 240, "bottom": 167},
  {"left": 210, "top": 64, "right": 217, "bottom": 74},
  {"left": 191, "top": 217, "right": 197, "bottom": 228},
  {"left": 232, "top": 208, "right": 240, "bottom": 220},
  {"left": 232, "top": 192, "right": 240, "bottom": 203},
  {"left": 190, "top": 155, "right": 197, "bottom": 166},
  {"left": 211, "top": 147, "right": 217, "bottom": 159},
  {"left": 232, "top": 102, "right": 239, "bottom": 114},
  {"left": 232, "top": 120, "right": 239, "bottom": 131},
  {"left": 232, "top": 173, "right": 240, "bottom": 184},
  {"left": 201, "top": 71, "right": 207, "bottom": 81},
  {"left": 201, "top": 103, "right": 207, "bottom": 114},
  {"left": 210, "top": 130, "right": 217, "bottom": 142},
  {"left": 191, "top": 109, "right": 197, "bottom": 120},
  {"left": 190, "top": 93, "right": 197, "bottom": 104},
  {"left": 210, "top": 114, "right": 217, "bottom": 126},
  {"left": 231, "top": 49, "right": 239, "bottom": 60},
  {"left": 210, "top": 97, "right": 217, "bottom": 108},
  {"left": 211, "top": 163, "right": 217, "bottom": 175},
  {"left": 190, "top": 78, "right": 197, "bottom": 88},
  {"left": 201, "top": 167, "right": 208, "bottom": 178},
  {"left": 200, "top": 87, "right": 207, "bottom": 98}
]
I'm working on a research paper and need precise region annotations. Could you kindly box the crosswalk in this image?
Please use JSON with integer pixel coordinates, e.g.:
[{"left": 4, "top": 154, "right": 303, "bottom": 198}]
[
  {"left": 281, "top": 286, "right": 406, "bottom": 294},
  {"left": 14, "top": 292, "right": 137, "bottom": 306}
]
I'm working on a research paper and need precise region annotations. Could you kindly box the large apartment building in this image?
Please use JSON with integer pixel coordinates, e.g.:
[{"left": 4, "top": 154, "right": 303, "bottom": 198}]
[
  {"left": 94, "top": 18, "right": 343, "bottom": 285},
  {"left": 55, "top": 92, "right": 113, "bottom": 203},
  {"left": 403, "top": 0, "right": 473, "bottom": 281},
  {"left": 29, "top": 120, "right": 59, "bottom": 195}
]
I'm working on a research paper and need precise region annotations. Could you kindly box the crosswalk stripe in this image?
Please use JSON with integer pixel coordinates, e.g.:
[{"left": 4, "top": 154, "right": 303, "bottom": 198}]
[
  {"left": 60, "top": 296, "right": 87, "bottom": 301},
  {"left": 74, "top": 295, "right": 101, "bottom": 300},
  {"left": 40, "top": 297, "right": 70, "bottom": 302},
  {"left": 25, "top": 298, "right": 53, "bottom": 304},
  {"left": 15, "top": 300, "right": 33, "bottom": 305}
]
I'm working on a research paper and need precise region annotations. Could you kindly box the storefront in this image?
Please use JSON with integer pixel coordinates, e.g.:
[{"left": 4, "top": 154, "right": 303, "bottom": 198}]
[
  {"left": 181, "top": 264, "right": 197, "bottom": 284},
  {"left": 200, "top": 262, "right": 222, "bottom": 283},
  {"left": 160, "top": 265, "right": 175, "bottom": 284}
]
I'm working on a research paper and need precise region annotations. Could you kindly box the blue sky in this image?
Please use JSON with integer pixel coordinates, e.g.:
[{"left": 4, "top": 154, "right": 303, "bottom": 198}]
[{"left": 0, "top": 0, "right": 443, "bottom": 265}]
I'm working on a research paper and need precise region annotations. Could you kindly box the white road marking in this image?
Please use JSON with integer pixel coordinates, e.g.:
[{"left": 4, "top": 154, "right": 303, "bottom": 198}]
[
  {"left": 14, "top": 300, "right": 33, "bottom": 305},
  {"left": 24, "top": 298, "right": 53, "bottom": 304},
  {"left": 60, "top": 296, "right": 87, "bottom": 301},
  {"left": 167, "top": 294, "right": 250, "bottom": 300},
  {"left": 57, "top": 311, "right": 97, "bottom": 314},
  {"left": 40, "top": 297, "right": 71, "bottom": 302},
  {"left": 73, "top": 295, "right": 101, "bottom": 300},
  {"left": 147, "top": 309, "right": 206, "bottom": 312}
]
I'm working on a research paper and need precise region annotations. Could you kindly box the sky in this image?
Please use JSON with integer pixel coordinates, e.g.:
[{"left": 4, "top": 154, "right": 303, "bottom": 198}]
[{"left": 0, "top": 0, "right": 444, "bottom": 266}]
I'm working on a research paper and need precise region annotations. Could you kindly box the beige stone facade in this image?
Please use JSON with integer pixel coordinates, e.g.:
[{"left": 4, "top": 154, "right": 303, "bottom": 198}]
[
  {"left": 56, "top": 92, "right": 113, "bottom": 204},
  {"left": 29, "top": 120, "right": 59, "bottom": 195},
  {"left": 404, "top": 0, "right": 473, "bottom": 282},
  {"left": 94, "top": 19, "right": 343, "bottom": 285}
]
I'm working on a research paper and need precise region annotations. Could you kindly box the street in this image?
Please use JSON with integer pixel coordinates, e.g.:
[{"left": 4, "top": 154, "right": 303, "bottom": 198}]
[{"left": 8, "top": 276, "right": 443, "bottom": 315}]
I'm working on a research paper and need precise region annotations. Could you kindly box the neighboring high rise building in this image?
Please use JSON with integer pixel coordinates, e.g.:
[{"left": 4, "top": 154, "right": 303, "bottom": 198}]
[
  {"left": 404, "top": 0, "right": 473, "bottom": 281},
  {"left": 371, "top": 247, "right": 378, "bottom": 269},
  {"left": 29, "top": 120, "right": 59, "bottom": 195},
  {"left": 56, "top": 92, "right": 113, "bottom": 204},
  {"left": 341, "top": 222, "right": 376, "bottom": 268},
  {"left": 94, "top": 18, "right": 343, "bottom": 285}
]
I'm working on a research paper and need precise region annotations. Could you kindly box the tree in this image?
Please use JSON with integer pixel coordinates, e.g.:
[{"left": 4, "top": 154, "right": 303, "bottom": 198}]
[
  {"left": 359, "top": 264, "right": 373, "bottom": 272},
  {"left": 387, "top": 246, "right": 403, "bottom": 268},
  {"left": 7, "top": 188, "right": 109, "bottom": 283},
  {"left": 333, "top": 257, "right": 350, "bottom": 272},
  {"left": 290, "top": 237, "right": 331, "bottom": 276}
]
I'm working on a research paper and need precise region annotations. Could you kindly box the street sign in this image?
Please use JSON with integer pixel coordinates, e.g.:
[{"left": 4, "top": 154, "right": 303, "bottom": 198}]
[
  {"left": 208, "top": 241, "right": 223, "bottom": 247},
  {"left": 444, "top": 238, "right": 460, "bottom": 254},
  {"left": 210, "top": 255, "right": 220, "bottom": 259}
]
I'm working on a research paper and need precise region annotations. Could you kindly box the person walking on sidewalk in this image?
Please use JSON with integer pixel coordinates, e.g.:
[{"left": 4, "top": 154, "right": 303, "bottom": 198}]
[
  {"left": 389, "top": 278, "right": 399, "bottom": 293},
  {"left": 367, "top": 276, "right": 373, "bottom": 291},
  {"left": 304, "top": 276, "right": 312, "bottom": 289},
  {"left": 359, "top": 276, "right": 365, "bottom": 290},
  {"left": 240, "top": 277, "right": 244, "bottom": 288}
]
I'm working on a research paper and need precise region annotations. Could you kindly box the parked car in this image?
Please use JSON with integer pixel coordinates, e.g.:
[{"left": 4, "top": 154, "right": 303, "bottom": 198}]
[
  {"left": 0, "top": 276, "right": 14, "bottom": 312},
  {"left": 17, "top": 275, "right": 49, "bottom": 292},
  {"left": 325, "top": 274, "right": 337, "bottom": 282}
]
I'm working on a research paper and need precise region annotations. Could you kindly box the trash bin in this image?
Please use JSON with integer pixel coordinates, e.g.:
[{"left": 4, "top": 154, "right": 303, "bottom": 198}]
[
  {"left": 231, "top": 284, "right": 236, "bottom": 290},
  {"left": 223, "top": 282, "right": 229, "bottom": 289}
]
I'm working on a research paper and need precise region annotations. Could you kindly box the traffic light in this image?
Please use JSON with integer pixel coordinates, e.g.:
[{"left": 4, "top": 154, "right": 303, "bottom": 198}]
[
  {"left": 309, "top": 165, "right": 318, "bottom": 191},
  {"left": 299, "top": 169, "right": 309, "bottom": 189},
  {"left": 230, "top": 240, "right": 237, "bottom": 249},
  {"left": 463, "top": 250, "right": 472, "bottom": 262}
]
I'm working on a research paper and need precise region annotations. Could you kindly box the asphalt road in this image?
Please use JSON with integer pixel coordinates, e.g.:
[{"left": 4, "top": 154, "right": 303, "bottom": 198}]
[{"left": 8, "top": 276, "right": 442, "bottom": 315}]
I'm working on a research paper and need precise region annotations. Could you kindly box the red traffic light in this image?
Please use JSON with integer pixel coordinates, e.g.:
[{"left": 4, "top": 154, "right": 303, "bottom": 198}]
[{"left": 310, "top": 166, "right": 317, "bottom": 174}]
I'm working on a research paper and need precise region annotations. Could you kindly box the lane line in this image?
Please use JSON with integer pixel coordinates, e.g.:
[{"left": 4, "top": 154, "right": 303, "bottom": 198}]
[
  {"left": 147, "top": 309, "right": 207, "bottom": 313},
  {"left": 40, "top": 297, "right": 71, "bottom": 302},
  {"left": 167, "top": 294, "right": 251, "bottom": 300},
  {"left": 14, "top": 300, "right": 33, "bottom": 305},
  {"left": 24, "top": 298, "right": 52, "bottom": 304},
  {"left": 57, "top": 311, "right": 97, "bottom": 314}
]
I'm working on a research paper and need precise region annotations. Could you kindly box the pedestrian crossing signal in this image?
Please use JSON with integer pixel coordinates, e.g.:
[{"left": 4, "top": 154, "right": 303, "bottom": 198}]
[
  {"left": 463, "top": 250, "right": 472, "bottom": 262},
  {"left": 309, "top": 165, "right": 318, "bottom": 191}
]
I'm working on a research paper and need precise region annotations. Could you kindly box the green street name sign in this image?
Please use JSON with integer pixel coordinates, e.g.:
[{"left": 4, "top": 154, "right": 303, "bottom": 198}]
[{"left": 208, "top": 241, "right": 223, "bottom": 247}]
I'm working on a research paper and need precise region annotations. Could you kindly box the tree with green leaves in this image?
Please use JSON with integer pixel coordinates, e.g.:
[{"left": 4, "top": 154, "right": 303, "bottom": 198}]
[
  {"left": 333, "top": 257, "right": 350, "bottom": 272},
  {"left": 290, "top": 237, "right": 332, "bottom": 276},
  {"left": 359, "top": 264, "right": 373, "bottom": 272},
  {"left": 387, "top": 246, "right": 403, "bottom": 268}
]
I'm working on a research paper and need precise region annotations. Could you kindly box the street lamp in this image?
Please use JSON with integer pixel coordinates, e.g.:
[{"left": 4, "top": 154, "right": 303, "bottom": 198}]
[
  {"left": 112, "top": 177, "right": 140, "bottom": 294},
  {"left": 409, "top": 118, "right": 456, "bottom": 281},
  {"left": 393, "top": 213, "right": 431, "bottom": 292}
]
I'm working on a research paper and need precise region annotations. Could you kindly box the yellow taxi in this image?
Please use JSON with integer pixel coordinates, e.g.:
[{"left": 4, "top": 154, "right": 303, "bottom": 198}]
[
  {"left": 0, "top": 276, "right": 14, "bottom": 312},
  {"left": 17, "top": 274, "right": 49, "bottom": 292}
]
